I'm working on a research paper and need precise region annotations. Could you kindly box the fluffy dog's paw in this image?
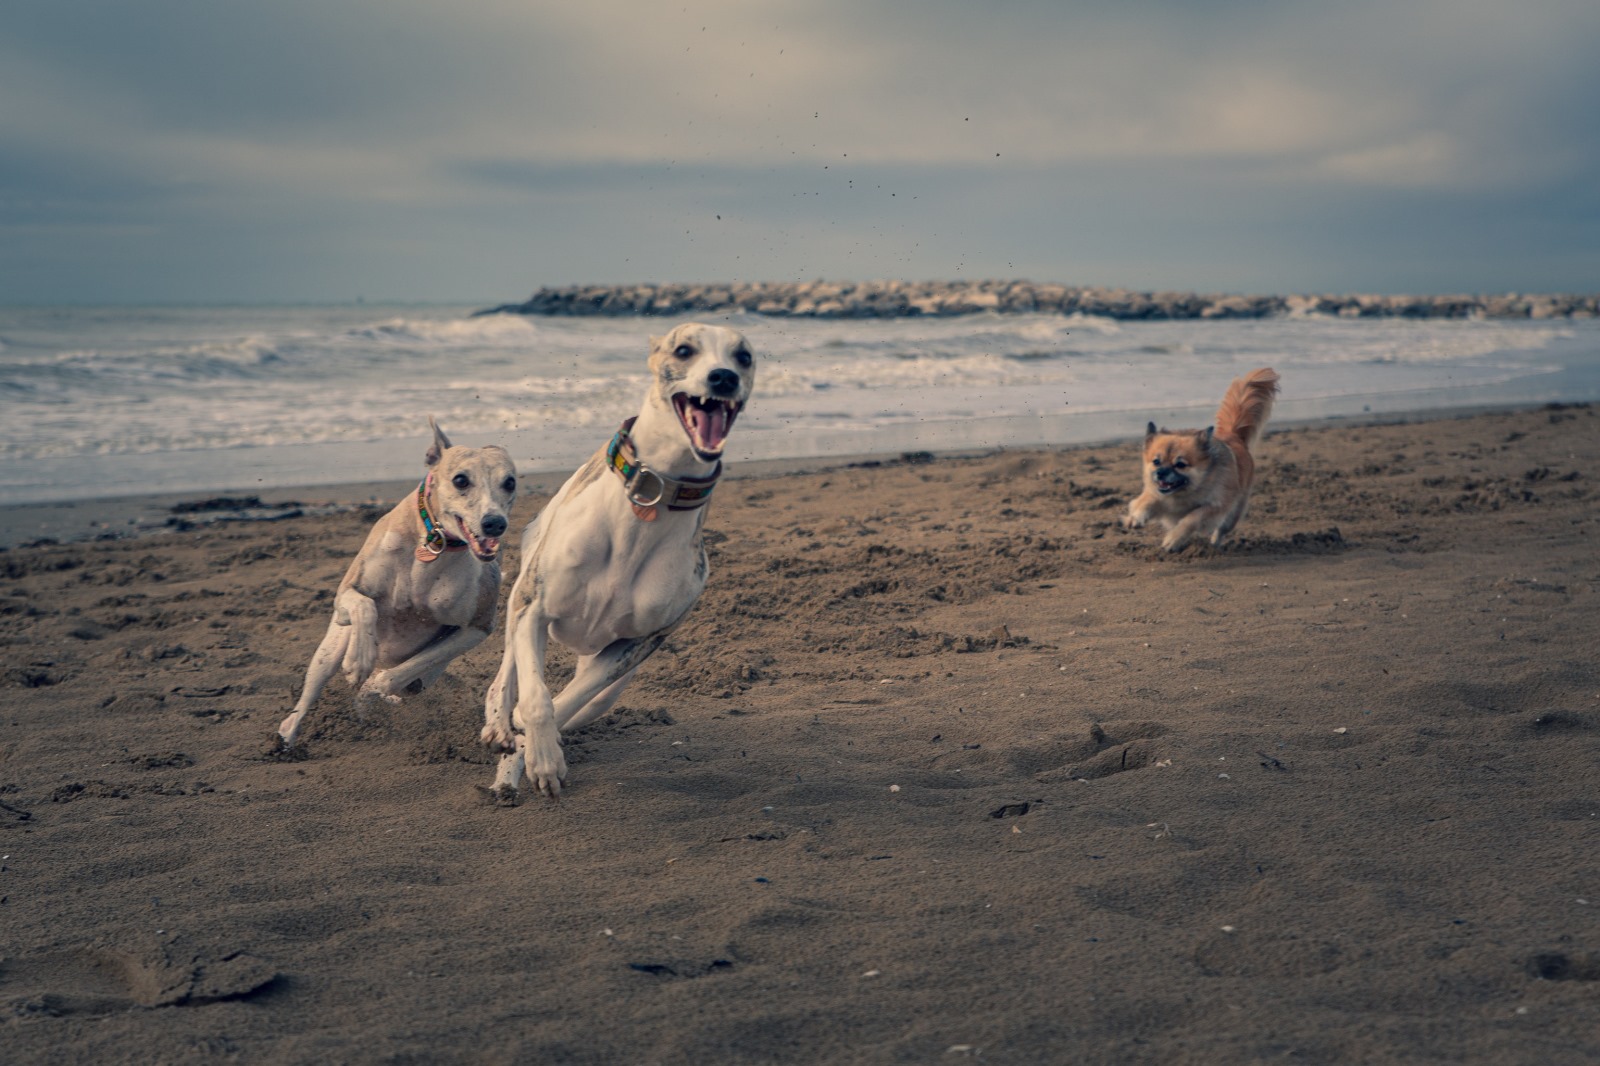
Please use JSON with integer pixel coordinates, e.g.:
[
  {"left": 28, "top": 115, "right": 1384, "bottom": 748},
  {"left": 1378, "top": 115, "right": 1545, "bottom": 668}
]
[{"left": 1122, "top": 511, "right": 1146, "bottom": 529}]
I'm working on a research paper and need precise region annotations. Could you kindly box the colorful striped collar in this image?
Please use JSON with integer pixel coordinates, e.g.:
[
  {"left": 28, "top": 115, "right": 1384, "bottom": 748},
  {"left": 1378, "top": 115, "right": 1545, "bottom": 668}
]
[
  {"left": 605, "top": 417, "right": 721, "bottom": 518},
  {"left": 416, "top": 472, "right": 472, "bottom": 556}
]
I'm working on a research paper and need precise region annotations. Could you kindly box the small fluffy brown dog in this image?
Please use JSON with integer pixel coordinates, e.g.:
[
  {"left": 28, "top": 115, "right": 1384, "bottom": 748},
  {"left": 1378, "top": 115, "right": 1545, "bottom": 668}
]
[{"left": 1123, "top": 368, "right": 1280, "bottom": 551}]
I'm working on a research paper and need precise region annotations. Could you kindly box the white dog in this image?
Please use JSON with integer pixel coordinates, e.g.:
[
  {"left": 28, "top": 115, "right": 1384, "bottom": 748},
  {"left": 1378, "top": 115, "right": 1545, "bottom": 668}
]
[
  {"left": 482, "top": 322, "right": 756, "bottom": 797},
  {"left": 276, "top": 419, "right": 517, "bottom": 751}
]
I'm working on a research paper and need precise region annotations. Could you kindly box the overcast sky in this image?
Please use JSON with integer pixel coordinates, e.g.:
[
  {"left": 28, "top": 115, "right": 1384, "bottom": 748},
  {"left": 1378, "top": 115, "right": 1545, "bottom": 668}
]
[{"left": 3, "top": 0, "right": 1597, "bottom": 303}]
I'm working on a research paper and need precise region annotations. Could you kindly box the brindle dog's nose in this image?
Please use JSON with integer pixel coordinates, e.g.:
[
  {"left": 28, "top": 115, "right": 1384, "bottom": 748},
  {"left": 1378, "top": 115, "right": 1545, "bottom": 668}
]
[
  {"left": 481, "top": 513, "right": 508, "bottom": 538},
  {"left": 707, "top": 369, "right": 741, "bottom": 397}
]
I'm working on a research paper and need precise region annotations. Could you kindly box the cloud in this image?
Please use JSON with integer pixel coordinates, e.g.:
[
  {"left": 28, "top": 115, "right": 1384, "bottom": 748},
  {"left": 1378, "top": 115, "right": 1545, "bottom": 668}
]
[{"left": 1, "top": 0, "right": 1598, "bottom": 300}]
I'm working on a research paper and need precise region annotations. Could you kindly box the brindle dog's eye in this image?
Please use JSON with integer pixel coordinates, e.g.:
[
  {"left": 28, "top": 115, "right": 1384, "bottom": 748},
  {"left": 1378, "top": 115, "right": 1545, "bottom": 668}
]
[
  {"left": 452, "top": 473, "right": 471, "bottom": 490},
  {"left": 734, "top": 348, "right": 752, "bottom": 368},
  {"left": 674, "top": 344, "right": 694, "bottom": 358},
  {"left": 502, "top": 477, "right": 516, "bottom": 494}
]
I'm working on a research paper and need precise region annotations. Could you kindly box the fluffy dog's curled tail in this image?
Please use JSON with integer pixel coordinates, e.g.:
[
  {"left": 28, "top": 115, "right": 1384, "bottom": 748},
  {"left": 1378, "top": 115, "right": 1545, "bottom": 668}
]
[{"left": 1215, "top": 368, "right": 1280, "bottom": 448}]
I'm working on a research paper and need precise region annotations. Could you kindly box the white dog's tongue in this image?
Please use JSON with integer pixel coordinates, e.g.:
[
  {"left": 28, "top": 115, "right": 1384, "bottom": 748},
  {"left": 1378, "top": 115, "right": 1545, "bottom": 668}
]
[{"left": 688, "top": 403, "right": 730, "bottom": 453}]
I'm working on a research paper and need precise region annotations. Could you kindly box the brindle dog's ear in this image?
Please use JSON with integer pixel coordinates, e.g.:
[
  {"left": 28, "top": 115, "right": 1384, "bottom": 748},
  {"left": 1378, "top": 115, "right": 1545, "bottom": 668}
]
[
  {"left": 426, "top": 416, "right": 452, "bottom": 467},
  {"left": 1146, "top": 421, "right": 1158, "bottom": 439}
]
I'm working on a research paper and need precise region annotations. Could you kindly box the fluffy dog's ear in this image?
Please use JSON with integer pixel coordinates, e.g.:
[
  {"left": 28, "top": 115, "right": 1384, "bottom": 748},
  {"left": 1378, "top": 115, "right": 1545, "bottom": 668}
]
[
  {"left": 426, "top": 416, "right": 452, "bottom": 467},
  {"left": 1145, "top": 421, "right": 1158, "bottom": 438},
  {"left": 1201, "top": 426, "right": 1214, "bottom": 443}
]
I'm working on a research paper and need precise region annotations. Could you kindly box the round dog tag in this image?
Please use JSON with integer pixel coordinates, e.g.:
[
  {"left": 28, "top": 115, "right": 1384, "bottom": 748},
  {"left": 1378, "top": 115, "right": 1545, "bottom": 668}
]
[{"left": 631, "top": 503, "right": 659, "bottom": 522}]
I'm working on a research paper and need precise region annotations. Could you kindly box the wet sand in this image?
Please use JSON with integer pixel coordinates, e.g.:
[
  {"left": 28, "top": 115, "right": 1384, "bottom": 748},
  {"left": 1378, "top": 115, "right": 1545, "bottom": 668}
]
[{"left": 2, "top": 404, "right": 1598, "bottom": 1063}]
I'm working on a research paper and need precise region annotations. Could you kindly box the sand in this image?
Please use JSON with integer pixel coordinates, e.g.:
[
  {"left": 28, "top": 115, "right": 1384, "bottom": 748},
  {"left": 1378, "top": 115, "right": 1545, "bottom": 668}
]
[{"left": 2, "top": 404, "right": 1598, "bottom": 1064}]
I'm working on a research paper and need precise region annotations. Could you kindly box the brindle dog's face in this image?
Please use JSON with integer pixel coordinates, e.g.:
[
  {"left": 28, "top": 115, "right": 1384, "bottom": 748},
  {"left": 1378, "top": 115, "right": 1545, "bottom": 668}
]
[
  {"left": 1142, "top": 423, "right": 1213, "bottom": 497},
  {"left": 425, "top": 421, "right": 517, "bottom": 560},
  {"left": 647, "top": 322, "right": 756, "bottom": 461}
]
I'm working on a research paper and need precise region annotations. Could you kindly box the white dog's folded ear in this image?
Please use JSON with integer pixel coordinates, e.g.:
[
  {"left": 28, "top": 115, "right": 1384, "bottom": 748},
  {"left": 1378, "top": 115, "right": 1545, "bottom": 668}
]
[
  {"left": 426, "top": 416, "right": 453, "bottom": 467},
  {"left": 649, "top": 334, "right": 664, "bottom": 351}
]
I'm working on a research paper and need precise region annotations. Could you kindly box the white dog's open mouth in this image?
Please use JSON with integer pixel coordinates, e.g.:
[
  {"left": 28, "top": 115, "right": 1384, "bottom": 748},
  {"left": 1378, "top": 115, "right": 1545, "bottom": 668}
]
[
  {"left": 454, "top": 516, "right": 501, "bottom": 561},
  {"left": 673, "top": 393, "right": 742, "bottom": 459}
]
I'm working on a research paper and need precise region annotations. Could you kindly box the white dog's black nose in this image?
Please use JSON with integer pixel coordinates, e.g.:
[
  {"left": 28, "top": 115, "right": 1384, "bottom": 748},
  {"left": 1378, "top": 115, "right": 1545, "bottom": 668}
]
[
  {"left": 707, "top": 369, "right": 741, "bottom": 397},
  {"left": 481, "top": 514, "right": 508, "bottom": 538}
]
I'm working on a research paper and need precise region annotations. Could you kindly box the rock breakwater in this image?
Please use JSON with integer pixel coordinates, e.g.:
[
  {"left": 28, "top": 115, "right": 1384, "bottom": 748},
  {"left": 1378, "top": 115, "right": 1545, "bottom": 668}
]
[{"left": 478, "top": 281, "right": 1598, "bottom": 320}]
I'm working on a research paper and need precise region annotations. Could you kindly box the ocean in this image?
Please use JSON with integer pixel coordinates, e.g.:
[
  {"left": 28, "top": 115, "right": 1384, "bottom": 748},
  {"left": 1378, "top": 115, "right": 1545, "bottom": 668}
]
[{"left": 2, "top": 304, "right": 1597, "bottom": 505}]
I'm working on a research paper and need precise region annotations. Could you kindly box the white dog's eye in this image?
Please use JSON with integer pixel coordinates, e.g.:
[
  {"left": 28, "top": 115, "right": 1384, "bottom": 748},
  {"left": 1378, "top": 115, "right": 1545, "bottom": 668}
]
[
  {"left": 734, "top": 348, "right": 752, "bottom": 368},
  {"left": 453, "top": 473, "right": 471, "bottom": 490},
  {"left": 502, "top": 477, "right": 516, "bottom": 494},
  {"left": 673, "top": 344, "right": 694, "bottom": 358}
]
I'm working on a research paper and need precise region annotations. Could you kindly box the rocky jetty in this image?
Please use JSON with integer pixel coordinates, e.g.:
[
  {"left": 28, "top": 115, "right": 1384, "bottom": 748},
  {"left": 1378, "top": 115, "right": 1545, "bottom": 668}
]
[{"left": 478, "top": 281, "right": 1599, "bottom": 320}]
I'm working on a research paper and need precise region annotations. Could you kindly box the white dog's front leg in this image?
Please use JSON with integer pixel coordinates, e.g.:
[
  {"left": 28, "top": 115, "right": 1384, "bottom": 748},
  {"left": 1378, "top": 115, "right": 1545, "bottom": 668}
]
[
  {"left": 491, "top": 741, "right": 525, "bottom": 794},
  {"left": 511, "top": 616, "right": 565, "bottom": 797},
  {"left": 558, "top": 666, "right": 640, "bottom": 732},
  {"left": 553, "top": 631, "right": 675, "bottom": 734},
  {"left": 360, "top": 625, "right": 488, "bottom": 701},
  {"left": 481, "top": 597, "right": 525, "bottom": 752}
]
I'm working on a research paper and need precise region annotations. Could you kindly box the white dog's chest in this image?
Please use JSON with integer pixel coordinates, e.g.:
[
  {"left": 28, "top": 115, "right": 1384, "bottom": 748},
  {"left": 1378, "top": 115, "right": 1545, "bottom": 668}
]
[{"left": 542, "top": 528, "right": 705, "bottom": 653}]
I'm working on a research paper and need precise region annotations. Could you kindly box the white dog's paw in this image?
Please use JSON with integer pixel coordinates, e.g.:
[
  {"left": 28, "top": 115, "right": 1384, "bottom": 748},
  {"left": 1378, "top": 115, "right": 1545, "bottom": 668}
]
[
  {"left": 527, "top": 737, "right": 568, "bottom": 798},
  {"left": 480, "top": 722, "right": 517, "bottom": 752}
]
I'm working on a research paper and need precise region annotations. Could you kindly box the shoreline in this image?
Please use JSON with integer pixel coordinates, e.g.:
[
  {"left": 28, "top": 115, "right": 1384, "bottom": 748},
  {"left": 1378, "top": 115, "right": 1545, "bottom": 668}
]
[{"left": 3, "top": 399, "right": 1583, "bottom": 551}]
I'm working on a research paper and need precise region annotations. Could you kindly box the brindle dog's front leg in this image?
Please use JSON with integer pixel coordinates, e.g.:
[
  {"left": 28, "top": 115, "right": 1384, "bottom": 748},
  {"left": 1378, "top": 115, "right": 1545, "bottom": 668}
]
[
  {"left": 277, "top": 616, "right": 351, "bottom": 748},
  {"left": 277, "top": 586, "right": 375, "bottom": 749}
]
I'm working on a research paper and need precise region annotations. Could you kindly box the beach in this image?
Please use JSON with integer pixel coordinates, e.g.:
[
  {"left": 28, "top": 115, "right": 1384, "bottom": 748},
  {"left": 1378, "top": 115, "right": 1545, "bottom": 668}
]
[{"left": 2, "top": 403, "right": 1599, "bottom": 1063}]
